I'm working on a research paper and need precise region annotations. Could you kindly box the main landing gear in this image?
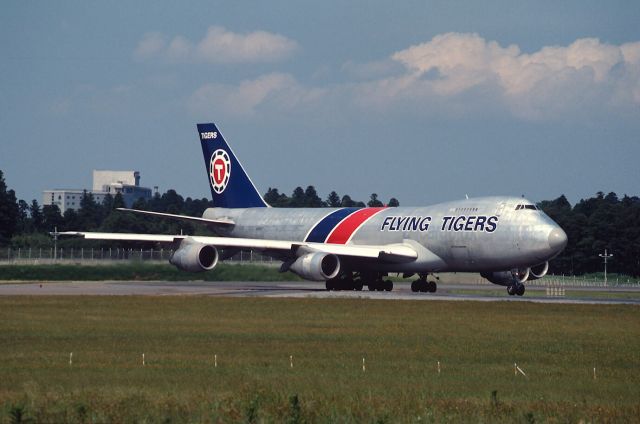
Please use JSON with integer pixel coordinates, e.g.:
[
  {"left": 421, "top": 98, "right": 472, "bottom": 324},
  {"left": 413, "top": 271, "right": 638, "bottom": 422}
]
[
  {"left": 367, "top": 278, "right": 394, "bottom": 292},
  {"left": 325, "top": 272, "right": 439, "bottom": 293},
  {"left": 325, "top": 273, "right": 363, "bottom": 291},
  {"left": 325, "top": 272, "right": 392, "bottom": 291},
  {"left": 410, "top": 274, "right": 437, "bottom": 293}
]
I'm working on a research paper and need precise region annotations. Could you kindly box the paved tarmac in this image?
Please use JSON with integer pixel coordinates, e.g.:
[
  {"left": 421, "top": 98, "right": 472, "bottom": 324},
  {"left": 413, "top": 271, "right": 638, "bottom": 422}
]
[{"left": 0, "top": 280, "right": 639, "bottom": 305}]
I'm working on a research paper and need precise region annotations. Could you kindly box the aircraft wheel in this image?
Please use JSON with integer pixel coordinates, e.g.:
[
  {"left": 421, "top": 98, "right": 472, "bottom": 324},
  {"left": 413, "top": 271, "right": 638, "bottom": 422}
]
[
  {"left": 411, "top": 281, "right": 419, "bottom": 292},
  {"left": 368, "top": 283, "right": 375, "bottom": 291},
  {"left": 507, "top": 285, "right": 517, "bottom": 296},
  {"left": 354, "top": 281, "right": 363, "bottom": 291},
  {"left": 326, "top": 280, "right": 333, "bottom": 291},
  {"left": 516, "top": 284, "right": 525, "bottom": 296},
  {"left": 384, "top": 280, "right": 393, "bottom": 291},
  {"left": 427, "top": 281, "right": 437, "bottom": 293},
  {"left": 419, "top": 281, "right": 428, "bottom": 292}
]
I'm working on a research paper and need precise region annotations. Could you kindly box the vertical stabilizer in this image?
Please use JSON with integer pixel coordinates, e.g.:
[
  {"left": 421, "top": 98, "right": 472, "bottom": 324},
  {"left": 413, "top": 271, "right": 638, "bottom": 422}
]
[{"left": 197, "top": 123, "right": 268, "bottom": 208}]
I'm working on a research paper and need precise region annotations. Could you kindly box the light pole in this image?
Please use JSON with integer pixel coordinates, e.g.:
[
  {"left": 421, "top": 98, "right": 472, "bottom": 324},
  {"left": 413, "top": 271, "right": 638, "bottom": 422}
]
[
  {"left": 599, "top": 249, "right": 613, "bottom": 285},
  {"left": 52, "top": 226, "right": 58, "bottom": 261}
]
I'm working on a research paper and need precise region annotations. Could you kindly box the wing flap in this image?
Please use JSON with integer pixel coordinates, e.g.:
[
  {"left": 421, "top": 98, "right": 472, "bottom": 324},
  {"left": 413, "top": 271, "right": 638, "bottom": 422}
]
[{"left": 295, "top": 242, "right": 418, "bottom": 263}]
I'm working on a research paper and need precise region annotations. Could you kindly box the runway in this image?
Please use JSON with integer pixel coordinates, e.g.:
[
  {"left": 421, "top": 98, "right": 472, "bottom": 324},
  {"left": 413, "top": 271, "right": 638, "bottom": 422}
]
[{"left": 1, "top": 280, "right": 639, "bottom": 305}]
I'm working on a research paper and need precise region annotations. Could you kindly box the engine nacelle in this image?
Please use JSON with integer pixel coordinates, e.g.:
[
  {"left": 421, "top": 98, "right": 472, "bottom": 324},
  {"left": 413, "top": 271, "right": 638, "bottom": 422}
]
[
  {"left": 481, "top": 268, "right": 530, "bottom": 286},
  {"left": 170, "top": 239, "right": 218, "bottom": 272},
  {"left": 289, "top": 252, "right": 341, "bottom": 281},
  {"left": 529, "top": 262, "right": 549, "bottom": 280}
]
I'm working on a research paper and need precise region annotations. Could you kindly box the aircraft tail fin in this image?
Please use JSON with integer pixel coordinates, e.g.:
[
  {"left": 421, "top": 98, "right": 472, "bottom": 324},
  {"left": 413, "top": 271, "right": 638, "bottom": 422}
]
[{"left": 197, "top": 123, "right": 268, "bottom": 208}]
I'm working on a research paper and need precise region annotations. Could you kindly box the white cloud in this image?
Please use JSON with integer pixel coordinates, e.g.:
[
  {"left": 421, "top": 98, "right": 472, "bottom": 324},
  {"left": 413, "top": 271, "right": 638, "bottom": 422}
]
[
  {"left": 386, "top": 33, "right": 640, "bottom": 119},
  {"left": 134, "top": 26, "right": 297, "bottom": 64},
  {"left": 185, "top": 32, "right": 640, "bottom": 120},
  {"left": 189, "top": 73, "right": 324, "bottom": 116},
  {"left": 133, "top": 32, "right": 166, "bottom": 60}
]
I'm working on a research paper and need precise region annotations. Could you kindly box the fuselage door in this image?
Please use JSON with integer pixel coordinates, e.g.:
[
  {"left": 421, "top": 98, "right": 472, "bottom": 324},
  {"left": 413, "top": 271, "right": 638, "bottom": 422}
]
[{"left": 495, "top": 202, "right": 506, "bottom": 216}]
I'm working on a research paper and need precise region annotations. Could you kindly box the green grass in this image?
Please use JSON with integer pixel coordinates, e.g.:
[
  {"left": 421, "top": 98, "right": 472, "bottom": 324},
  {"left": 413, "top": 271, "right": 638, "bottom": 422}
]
[
  {"left": 448, "top": 288, "right": 640, "bottom": 300},
  {"left": 0, "top": 297, "right": 639, "bottom": 422},
  {"left": 0, "top": 263, "right": 301, "bottom": 282}
]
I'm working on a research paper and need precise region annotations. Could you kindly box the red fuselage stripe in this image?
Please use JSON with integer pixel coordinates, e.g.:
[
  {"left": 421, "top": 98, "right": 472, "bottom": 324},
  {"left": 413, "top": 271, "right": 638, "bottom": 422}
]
[{"left": 325, "top": 207, "right": 387, "bottom": 244}]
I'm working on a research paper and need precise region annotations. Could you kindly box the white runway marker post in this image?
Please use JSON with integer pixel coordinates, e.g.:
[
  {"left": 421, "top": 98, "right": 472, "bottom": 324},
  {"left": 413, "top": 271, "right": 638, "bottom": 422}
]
[
  {"left": 516, "top": 364, "right": 528, "bottom": 378},
  {"left": 362, "top": 357, "right": 366, "bottom": 372},
  {"left": 593, "top": 367, "right": 596, "bottom": 380},
  {"left": 437, "top": 361, "right": 441, "bottom": 375},
  {"left": 69, "top": 352, "right": 73, "bottom": 366},
  {"left": 142, "top": 353, "right": 145, "bottom": 366},
  {"left": 290, "top": 355, "right": 293, "bottom": 368},
  {"left": 215, "top": 354, "right": 217, "bottom": 368}
]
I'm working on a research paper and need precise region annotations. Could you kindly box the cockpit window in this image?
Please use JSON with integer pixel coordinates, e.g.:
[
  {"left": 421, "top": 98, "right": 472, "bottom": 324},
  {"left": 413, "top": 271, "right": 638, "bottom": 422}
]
[{"left": 515, "top": 204, "right": 538, "bottom": 210}]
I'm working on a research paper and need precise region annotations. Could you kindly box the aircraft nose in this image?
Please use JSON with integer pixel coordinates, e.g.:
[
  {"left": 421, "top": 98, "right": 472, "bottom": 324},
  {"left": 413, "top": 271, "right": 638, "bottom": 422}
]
[{"left": 548, "top": 227, "right": 568, "bottom": 253}]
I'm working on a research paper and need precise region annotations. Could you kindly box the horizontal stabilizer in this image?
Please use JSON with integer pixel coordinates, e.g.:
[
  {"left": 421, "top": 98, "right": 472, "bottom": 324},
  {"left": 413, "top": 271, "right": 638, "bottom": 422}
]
[
  {"left": 54, "top": 231, "right": 181, "bottom": 243},
  {"left": 117, "top": 208, "right": 235, "bottom": 227}
]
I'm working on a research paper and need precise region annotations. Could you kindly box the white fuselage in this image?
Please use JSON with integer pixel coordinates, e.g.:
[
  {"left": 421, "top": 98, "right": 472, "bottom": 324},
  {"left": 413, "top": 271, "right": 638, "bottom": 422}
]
[{"left": 203, "top": 196, "right": 567, "bottom": 274}]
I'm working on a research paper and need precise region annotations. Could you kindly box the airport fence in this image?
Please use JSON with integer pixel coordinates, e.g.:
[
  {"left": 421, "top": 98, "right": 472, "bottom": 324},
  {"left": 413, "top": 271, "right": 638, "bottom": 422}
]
[
  {"left": 0, "top": 247, "right": 276, "bottom": 266},
  {"left": 0, "top": 248, "right": 637, "bottom": 286},
  {"left": 434, "top": 270, "right": 638, "bottom": 287},
  {"left": 535, "top": 274, "right": 639, "bottom": 288}
]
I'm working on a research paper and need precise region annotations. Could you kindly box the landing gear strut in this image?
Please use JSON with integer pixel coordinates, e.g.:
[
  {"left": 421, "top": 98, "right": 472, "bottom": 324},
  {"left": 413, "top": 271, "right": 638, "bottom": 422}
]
[
  {"left": 507, "top": 283, "right": 525, "bottom": 296},
  {"left": 411, "top": 274, "right": 437, "bottom": 293}
]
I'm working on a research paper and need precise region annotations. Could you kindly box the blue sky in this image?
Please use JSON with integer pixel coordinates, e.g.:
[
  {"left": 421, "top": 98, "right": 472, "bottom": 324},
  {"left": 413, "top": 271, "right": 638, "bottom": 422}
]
[{"left": 1, "top": 1, "right": 639, "bottom": 206}]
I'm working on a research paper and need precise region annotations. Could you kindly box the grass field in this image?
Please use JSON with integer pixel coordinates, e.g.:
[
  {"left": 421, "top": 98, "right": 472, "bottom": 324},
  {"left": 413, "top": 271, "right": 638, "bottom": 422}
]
[{"left": 1, "top": 297, "right": 639, "bottom": 423}]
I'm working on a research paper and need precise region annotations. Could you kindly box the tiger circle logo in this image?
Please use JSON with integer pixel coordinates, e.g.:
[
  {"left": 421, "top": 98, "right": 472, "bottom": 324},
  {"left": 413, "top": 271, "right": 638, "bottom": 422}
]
[{"left": 209, "top": 149, "right": 231, "bottom": 194}]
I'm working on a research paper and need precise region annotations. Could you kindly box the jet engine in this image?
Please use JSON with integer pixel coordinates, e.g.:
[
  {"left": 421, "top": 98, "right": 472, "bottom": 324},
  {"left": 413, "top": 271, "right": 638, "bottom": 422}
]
[
  {"left": 289, "top": 252, "right": 341, "bottom": 281},
  {"left": 529, "top": 262, "right": 549, "bottom": 280},
  {"left": 481, "top": 268, "right": 530, "bottom": 286},
  {"left": 169, "top": 238, "right": 218, "bottom": 272}
]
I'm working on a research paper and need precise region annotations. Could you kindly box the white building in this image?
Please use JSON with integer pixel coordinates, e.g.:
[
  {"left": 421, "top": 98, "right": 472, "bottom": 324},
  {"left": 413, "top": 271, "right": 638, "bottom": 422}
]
[
  {"left": 43, "top": 170, "right": 152, "bottom": 214},
  {"left": 92, "top": 170, "right": 140, "bottom": 192}
]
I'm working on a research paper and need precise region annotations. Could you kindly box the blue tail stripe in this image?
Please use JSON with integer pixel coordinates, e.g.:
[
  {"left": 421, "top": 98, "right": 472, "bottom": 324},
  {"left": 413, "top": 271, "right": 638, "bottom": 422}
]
[
  {"left": 197, "top": 123, "right": 267, "bottom": 208},
  {"left": 305, "top": 208, "right": 359, "bottom": 242}
]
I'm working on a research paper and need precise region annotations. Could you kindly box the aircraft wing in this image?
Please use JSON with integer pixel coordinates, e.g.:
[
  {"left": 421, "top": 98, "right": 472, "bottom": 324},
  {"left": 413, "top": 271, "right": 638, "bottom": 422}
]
[{"left": 55, "top": 231, "right": 418, "bottom": 263}]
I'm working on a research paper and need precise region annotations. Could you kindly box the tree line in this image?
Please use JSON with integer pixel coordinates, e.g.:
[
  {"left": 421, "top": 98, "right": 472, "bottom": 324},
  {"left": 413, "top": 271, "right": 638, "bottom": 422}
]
[
  {"left": 263, "top": 186, "right": 399, "bottom": 208},
  {"left": 0, "top": 171, "right": 396, "bottom": 247},
  {"left": 1, "top": 170, "right": 638, "bottom": 276},
  {"left": 539, "top": 192, "right": 640, "bottom": 277}
]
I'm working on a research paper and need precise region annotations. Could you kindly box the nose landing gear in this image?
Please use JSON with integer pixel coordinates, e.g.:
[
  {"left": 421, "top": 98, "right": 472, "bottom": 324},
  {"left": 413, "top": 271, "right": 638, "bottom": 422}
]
[{"left": 507, "top": 283, "right": 526, "bottom": 296}]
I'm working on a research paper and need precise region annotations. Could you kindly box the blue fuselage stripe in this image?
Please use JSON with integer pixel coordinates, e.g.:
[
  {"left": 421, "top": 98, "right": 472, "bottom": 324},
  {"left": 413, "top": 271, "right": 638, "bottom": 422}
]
[{"left": 305, "top": 208, "right": 359, "bottom": 242}]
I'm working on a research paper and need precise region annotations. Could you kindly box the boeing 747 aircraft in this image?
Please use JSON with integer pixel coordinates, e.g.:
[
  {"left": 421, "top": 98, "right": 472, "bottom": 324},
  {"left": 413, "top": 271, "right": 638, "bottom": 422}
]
[{"left": 59, "top": 123, "right": 567, "bottom": 296}]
